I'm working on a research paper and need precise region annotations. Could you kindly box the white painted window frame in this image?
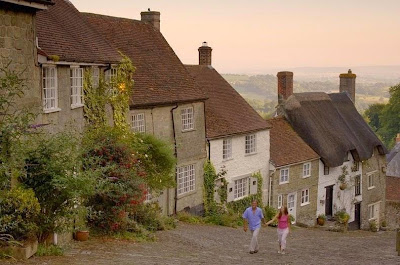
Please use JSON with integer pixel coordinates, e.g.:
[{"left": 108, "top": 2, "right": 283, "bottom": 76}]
[
  {"left": 279, "top": 168, "right": 289, "bottom": 184},
  {"left": 301, "top": 188, "right": 310, "bottom": 206},
  {"left": 181, "top": 107, "right": 194, "bottom": 131},
  {"left": 42, "top": 66, "right": 60, "bottom": 112},
  {"left": 234, "top": 176, "right": 249, "bottom": 200},
  {"left": 303, "top": 162, "right": 311, "bottom": 178},
  {"left": 355, "top": 174, "right": 361, "bottom": 196},
  {"left": 177, "top": 164, "right": 195, "bottom": 195},
  {"left": 367, "top": 171, "right": 377, "bottom": 190},
  {"left": 368, "top": 202, "right": 379, "bottom": 221},
  {"left": 70, "top": 66, "right": 84, "bottom": 108},
  {"left": 222, "top": 138, "right": 233, "bottom": 160},
  {"left": 277, "top": 194, "right": 283, "bottom": 209},
  {"left": 92, "top": 66, "right": 100, "bottom": 87},
  {"left": 131, "top": 113, "right": 145, "bottom": 133},
  {"left": 245, "top": 134, "right": 256, "bottom": 154}
]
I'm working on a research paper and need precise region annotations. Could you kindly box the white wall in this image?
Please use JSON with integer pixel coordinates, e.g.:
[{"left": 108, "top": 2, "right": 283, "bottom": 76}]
[
  {"left": 209, "top": 129, "right": 270, "bottom": 203},
  {"left": 316, "top": 152, "right": 362, "bottom": 222}
]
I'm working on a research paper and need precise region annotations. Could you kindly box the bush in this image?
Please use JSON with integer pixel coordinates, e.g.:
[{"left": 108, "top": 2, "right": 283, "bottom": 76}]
[
  {"left": 177, "top": 212, "right": 203, "bottom": 224},
  {"left": 0, "top": 187, "right": 40, "bottom": 241},
  {"left": 334, "top": 210, "right": 350, "bottom": 225},
  {"left": 19, "top": 132, "right": 93, "bottom": 242},
  {"left": 36, "top": 244, "right": 64, "bottom": 256},
  {"left": 264, "top": 205, "right": 278, "bottom": 226},
  {"left": 133, "top": 203, "right": 175, "bottom": 232}
]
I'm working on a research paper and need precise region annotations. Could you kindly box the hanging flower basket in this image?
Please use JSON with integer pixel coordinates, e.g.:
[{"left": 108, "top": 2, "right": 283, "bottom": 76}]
[{"left": 339, "top": 183, "right": 347, "bottom": 190}]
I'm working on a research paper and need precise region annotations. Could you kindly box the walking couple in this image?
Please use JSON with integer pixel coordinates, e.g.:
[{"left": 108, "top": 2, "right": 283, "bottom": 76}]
[{"left": 242, "top": 200, "right": 291, "bottom": 254}]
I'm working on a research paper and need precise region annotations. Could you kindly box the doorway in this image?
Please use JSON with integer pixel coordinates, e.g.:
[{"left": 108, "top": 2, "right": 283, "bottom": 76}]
[
  {"left": 287, "top": 192, "right": 297, "bottom": 223},
  {"left": 325, "top": 185, "right": 334, "bottom": 218}
]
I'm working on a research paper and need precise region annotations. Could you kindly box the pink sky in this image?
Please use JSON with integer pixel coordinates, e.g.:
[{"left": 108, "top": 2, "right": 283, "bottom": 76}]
[{"left": 70, "top": 0, "right": 400, "bottom": 74}]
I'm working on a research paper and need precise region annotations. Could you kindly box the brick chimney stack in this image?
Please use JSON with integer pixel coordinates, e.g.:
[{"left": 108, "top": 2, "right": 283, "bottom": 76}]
[
  {"left": 396, "top": 133, "right": 400, "bottom": 143},
  {"left": 339, "top": 69, "right": 356, "bottom": 103},
  {"left": 277, "top": 71, "right": 294, "bottom": 104},
  {"left": 141, "top": 9, "right": 160, "bottom": 31},
  {"left": 198, "top": 42, "right": 212, "bottom": 66}
]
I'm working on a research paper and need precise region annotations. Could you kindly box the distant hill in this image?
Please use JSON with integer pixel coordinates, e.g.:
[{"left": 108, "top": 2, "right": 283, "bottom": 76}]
[{"left": 222, "top": 67, "right": 400, "bottom": 117}]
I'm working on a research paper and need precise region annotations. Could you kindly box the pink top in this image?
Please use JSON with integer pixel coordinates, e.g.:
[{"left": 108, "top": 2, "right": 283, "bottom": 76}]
[{"left": 278, "top": 214, "right": 289, "bottom": 229}]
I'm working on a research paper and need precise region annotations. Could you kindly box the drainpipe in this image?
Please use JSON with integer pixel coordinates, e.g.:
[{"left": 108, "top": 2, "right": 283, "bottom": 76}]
[
  {"left": 170, "top": 104, "right": 179, "bottom": 215},
  {"left": 207, "top": 139, "right": 211, "bottom": 160}
]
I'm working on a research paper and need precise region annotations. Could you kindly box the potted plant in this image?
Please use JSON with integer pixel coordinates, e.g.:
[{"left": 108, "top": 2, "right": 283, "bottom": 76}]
[
  {"left": 334, "top": 210, "right": 350, "bottom": 232},
  {"left": 317, "top": 214, "right": 326, "bottom": 226},
  {"left": 381, "top": 220, "right": 387, "bottom": 231},
  {"left": 73, "top": 205, "right": 90, "bottom": 242},
  {"left": 369, "top": 219, "right": 379, "bottom": 232}
]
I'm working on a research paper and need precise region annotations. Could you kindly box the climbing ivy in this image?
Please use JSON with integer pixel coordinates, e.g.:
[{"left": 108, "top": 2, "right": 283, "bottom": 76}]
[{"left": 83, "top": 70, "right": 107, "bottom": 127}]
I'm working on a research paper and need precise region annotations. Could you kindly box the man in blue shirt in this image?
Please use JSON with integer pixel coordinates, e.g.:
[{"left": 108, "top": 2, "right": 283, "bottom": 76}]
[{"left": 243, "top": 200, "right": 265, "bottom": 254}]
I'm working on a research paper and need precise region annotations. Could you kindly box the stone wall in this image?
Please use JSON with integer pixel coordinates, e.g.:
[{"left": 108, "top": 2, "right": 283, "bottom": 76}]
[
  {"left": 270, "top": 159, "right": 319, "bottom": 227},
  {"left": 0, "top": 4, "right": 41, "bottom": 111},
  {"left": 361, "top": 148, "right": 386, "bottom": 230}
]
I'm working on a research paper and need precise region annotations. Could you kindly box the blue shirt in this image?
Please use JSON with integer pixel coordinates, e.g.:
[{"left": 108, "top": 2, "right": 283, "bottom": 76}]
[{"left": 242, "top": 207, "right": 264, "bottom": 231}]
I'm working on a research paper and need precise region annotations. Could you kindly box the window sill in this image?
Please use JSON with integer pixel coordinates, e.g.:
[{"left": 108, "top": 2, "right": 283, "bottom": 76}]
[
  {"left": 71, "top": 104, "right": 84, "bottom": 109},
  {"left": 367, "top": 186, "right": 376, "bottom": 190},
  {"left": 300, "top": 202, "right": 310, "bottom": 207},
  {"left": 222, "top": 158, "right": 233, "bottom": 162},
  {"left": 279, "top": 181, "right": 289, "bottom": 185},
  {"left": 43, "top": 108, "right": 61, "bottom": 114},
  {"left": 302, "top": 175, "right": 311, "bottom": 179},
  {"left": 245, "top": 152, "right": 257, "bottom": 157},
  {"left": 355, "top": 194, "right": 362, "bottom": 197},
  {"left": 177, "top": 189, "right": 196, "bottom": 199},
  {"left": 233, "top": 194, "right": 249, "bottom": 201},
  {"left": 182, "top": 128, "right": 195, "bottom": 133}
]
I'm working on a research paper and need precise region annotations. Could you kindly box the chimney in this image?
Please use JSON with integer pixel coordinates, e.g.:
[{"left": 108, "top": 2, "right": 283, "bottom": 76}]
[
  {"left": 339, "top": 69, "right": 356, "bottom": 103},
  {"left": 198, "top": 42, "right": 212, "bottom": 66},
  {"left": 141, "top": 9, "right": 160, "bottom": 31},
  {"left": 396, "top": 133, "right": 400, "bottom": 143},
  {"left": 277, "top": 71, "right": 294, "bottom": 104}
]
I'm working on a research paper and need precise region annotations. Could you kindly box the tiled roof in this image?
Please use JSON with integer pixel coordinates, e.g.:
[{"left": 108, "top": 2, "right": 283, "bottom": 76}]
[
  {"left": 387, "top": 142, "right": 400, "bottom": 177},
  {"left": 269, "top": 117, "right": 319, "bottom": 167},
  {"left": 84, "top": 13, "right": 207, "bottom": 108},
  {"left": 185, "top": 65, "right": 271, "bottom": 139},
  {"left": 283, "top": 92, "right": 386, "bottom": 167},
  {"left": 36, "top": 0, "right": 121, "bottom": 64}
]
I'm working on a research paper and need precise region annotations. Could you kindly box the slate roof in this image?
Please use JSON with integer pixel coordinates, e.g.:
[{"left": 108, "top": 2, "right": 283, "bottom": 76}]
[
  {"left": 84, "top": 13, "right": 207, "bottom": 108},
  {"left": 282, "top": 92, "right": 386, "bottom": 167},
  {"left": 185, "top": 65, "right": 271, "bottom": 139},
  {"left": 36, "top": 0, "right": 121, "bottom": 64},
  {"left": 268, "top": 117, "right": 319, "bottom": 167},
  {"left": 387, "top": 142, "right": 400, "bottom": 177}
]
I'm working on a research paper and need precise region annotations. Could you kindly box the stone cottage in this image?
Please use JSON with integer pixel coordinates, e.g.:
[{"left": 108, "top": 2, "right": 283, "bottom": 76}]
[
  {"left": 185, "top": 43, "right": 271, "bottom": 204},
  {"left": 268, "top": 117, "right": 320, "bottom": 226},
  {"left": 35, "top": 0, "right": 121, "bottom": 133},
  {"left": 277, "top": 70, "right": 387, "bottom": 230},
  {"left": 84, "top": 12, "right": 208, "bottom": 215},
  {"left": 386, "top": 134, "right": 400, "bottom": 229},
  {"left": 0, "top": 0, "right": 52, "bottom": 111}
]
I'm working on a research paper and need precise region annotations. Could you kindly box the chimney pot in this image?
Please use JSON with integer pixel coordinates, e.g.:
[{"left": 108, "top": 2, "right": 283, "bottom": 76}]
[
  {"left": 277, "top": 71, "right": 294, "bottom": 104},
  {"left": 198, "top": 42, "right": 212, "bottom": 66},
  {"left": 339, "top": 69, "right": 356, "bottom": 103},
  {"left": 141, "top": 10, "right": 161, "bottom": 31}
]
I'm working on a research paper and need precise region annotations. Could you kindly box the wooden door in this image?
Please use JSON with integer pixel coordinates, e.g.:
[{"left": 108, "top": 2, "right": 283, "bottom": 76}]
[{"left": 325, "top": 185, "right": 333, "bottom": 217}]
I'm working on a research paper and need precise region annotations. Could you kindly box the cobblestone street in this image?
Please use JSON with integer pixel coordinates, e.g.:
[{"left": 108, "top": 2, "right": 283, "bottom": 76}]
[{"left": 7, "top": 223, "right": 398, "bottom": 265}]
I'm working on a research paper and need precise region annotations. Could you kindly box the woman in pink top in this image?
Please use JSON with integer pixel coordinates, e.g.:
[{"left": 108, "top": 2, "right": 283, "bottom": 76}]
[{"left": 266, "top": 206, "right": 291, "bottom": 254}]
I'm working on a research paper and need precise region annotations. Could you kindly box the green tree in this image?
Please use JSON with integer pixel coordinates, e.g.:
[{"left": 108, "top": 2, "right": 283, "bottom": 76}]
[
  {"left": 378, "top": 83, "right": 400, "bottom": 149},
  {"left": 364, "top": 103, "right": 386, "bottom": 132}
]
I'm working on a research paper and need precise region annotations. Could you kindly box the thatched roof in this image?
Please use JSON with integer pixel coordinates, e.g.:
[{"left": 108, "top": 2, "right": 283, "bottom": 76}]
[
  {"left": 387, "top": 143, "right": 400, "bottom": 177},
  {"left": 283, "top": 92, "right": 386, "bottom": 167}
]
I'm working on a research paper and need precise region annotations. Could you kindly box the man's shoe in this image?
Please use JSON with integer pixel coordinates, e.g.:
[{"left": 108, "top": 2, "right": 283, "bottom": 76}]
[
  {"left": 254, "top": 250, "right": 258, "bottom": 253},
  {"left": 249, "top": 251, "right": 254, "bottom": 254}
]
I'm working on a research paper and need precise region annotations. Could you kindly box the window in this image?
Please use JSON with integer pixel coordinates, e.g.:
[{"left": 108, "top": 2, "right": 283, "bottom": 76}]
[
  {"left": 277, "top": 194, "right": 283, "bottom": 209},
  {"left": 279, "top": 168, "right": 289, "bottom": 184},
  {"left": 355, "top": 175, "right": 361, "bottom": 196},
  {"left": 303, "top": 163, "right": 311, "bottom": 178},
  {"left": 324, "top": 165, "right": 330, "bottom": 175},
  {"left": 287, "top": 194, "right": 295, "bottom": 208},
  {"left": 92, "top": 67, "right": 100, "bottom": 87},
  {"left": 70, "top": 67, "right": 83, "bottom": 107},
  {"left": 234, "top": 177, "right": 248, "bottom": 199},
  {"left": 42, "top": 66, "right": 58, "bottom": 111},
  {"left": 105, "top": 67, "right": 117, "bottom": 82},
  {"left": 245, "top": 134, "right": 256, "bottom": 154},
  {"left": 177, "top": 164, "right": 195, "bottom": 195},
  {"left": 351, "top": 161, "right": 359, "bottom": 172},
  {"left": 368, "top": 203, "right": 379, "bottom": 220},
  {"left": 131, "top": 113, "right": 145, "bottom": 133},
  {"left": 223, "top": 138, "right": 232, "bottom": 160},
  {"left": 301, "top": 189, "right": 310, "bottom": 205},
  {"left": 368, "top": 172, "right": 376, "bottom": 190},
  {"left": 181, "top": 107, "right": 194, "bottom": 131}
]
